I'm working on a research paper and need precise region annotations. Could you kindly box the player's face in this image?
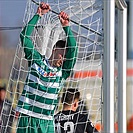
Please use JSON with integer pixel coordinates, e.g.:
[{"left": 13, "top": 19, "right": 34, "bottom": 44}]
[{"left": 52, "top": 48, "right": 66, "bottom": 67}]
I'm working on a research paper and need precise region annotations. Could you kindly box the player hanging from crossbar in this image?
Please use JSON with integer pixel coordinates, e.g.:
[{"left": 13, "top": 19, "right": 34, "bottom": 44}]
[{"left": 16, "top": 2, "right": 77, "bottom": 133}]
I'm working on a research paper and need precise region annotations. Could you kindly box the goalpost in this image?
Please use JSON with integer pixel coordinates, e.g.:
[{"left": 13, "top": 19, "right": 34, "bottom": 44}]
[
  {"left": 103, "top": 0, "right": 127, "bottom": 132},
  {"left": 0, "top": 0, "right": 127, "bottom": 133}
]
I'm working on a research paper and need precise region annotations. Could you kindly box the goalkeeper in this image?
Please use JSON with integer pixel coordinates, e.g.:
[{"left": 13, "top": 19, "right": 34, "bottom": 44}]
[
  {"left": 16, "top": 2, "right": 77, "bottom": 133},
  {"left": 54, "top": 88, "right": 99, "bottom": 133}
]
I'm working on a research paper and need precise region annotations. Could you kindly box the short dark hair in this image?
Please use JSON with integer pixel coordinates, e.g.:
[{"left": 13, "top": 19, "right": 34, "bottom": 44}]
[
  {"left": 54, "top": 40, "right": 66, "bottom": 48},
  {"left": 61, "top": 88, "right": 80, "bottom": 105},
  {"left": 0, "top": 86, "right": 6, "bottom": 91}
]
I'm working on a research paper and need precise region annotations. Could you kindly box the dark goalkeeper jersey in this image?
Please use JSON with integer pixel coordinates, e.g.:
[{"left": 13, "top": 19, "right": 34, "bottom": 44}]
[{"left": 54, "top": 110, "right": 99, "bottom": 133}]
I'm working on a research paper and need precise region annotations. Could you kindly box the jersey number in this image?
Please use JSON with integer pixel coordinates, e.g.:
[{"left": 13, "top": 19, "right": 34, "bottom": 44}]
[{"left": 56, "top": 122, "right": 74, "bottom": 133}]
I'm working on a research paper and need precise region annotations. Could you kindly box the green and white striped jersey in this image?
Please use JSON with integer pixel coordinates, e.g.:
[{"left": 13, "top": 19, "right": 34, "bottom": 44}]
[{"left": 16, "top": 14, "right": 77, "bottom": 120}]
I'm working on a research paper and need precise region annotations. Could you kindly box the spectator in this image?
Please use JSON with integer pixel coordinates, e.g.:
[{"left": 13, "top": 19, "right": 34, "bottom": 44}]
[{"left": 0, "top": 86, "right": 15, "bottom": 133}]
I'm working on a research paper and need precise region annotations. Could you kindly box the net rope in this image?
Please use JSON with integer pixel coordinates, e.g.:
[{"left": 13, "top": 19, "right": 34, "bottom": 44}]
[{"left": 0, "top": 0, "right": 103, "bottom": 132}]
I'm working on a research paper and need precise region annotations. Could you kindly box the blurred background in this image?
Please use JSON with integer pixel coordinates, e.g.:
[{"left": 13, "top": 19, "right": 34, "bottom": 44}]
[
  {"left": 0, "top": 0, "right": 27, "bottom": 79},
  {"left": 0, "top": 0, "right": 133, "bottom": 132}
]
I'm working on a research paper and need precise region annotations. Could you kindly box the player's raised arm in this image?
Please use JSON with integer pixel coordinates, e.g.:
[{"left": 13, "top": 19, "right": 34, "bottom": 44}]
[
  {"left": 58, "top": 11, "right": 69, "bottom": 27},
  {"left": 20, "top": 2, "right": 50, "bottom": 61},
  {"left": 37, "top": 2, "right": 51, "bottom": 17},
  {"left": 58, "top": 11, "right": 78, "bottom": 79}
]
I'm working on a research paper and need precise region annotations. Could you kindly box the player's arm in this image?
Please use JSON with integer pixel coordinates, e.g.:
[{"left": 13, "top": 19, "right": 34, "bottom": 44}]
[
  {"left": 20, "top": 2, "right": 50, "bottom": 61},
  {"left": 86, "top": 119, "right": 99, "bottom": 133},
  {"left": 59, "top": 11, "right": 78, "bottom": 79}
]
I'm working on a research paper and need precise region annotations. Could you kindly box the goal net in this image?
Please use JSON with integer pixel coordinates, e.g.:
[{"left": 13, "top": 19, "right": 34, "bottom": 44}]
[{"left": 0, "top": 0, "right": 103, "bottom": 132}]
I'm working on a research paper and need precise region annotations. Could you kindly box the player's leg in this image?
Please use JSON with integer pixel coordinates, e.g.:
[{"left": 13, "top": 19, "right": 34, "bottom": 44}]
[
  {"left": 39, "top": 119, "right": 55, "bottom": 133},
  {"left": 16, "top": 113, "right": 54, "bottom": 133},
  {"left": 16, "top": 113, "right": 40, "bottom": 133},
  {"left": 16, "top": 113, "right": 30, "bottom": 133}
]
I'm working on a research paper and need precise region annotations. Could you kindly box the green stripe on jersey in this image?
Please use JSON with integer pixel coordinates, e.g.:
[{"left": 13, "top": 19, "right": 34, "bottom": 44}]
[
  {"left": 21, "top": 90, "right": 58, "bottom": 105},
  {"left": 18, "top": 100, "right": 55, "bottom": 115},
  {"left": 25, "top": 81, "right": 61, "bottom": 94}
]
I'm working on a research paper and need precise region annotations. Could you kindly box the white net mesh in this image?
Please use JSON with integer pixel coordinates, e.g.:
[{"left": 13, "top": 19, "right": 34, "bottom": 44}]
[{"left": 0, "top": 0, "right": 103, "bottom": 132}]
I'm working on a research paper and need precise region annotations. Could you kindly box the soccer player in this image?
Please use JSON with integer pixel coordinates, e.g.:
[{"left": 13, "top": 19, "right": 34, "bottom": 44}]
[
  {"left": 16, "top": 2, "right": 77, "bottom": 133},
  {"left": 54, "top": 88, "right": 99, "bottom": 133}
]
